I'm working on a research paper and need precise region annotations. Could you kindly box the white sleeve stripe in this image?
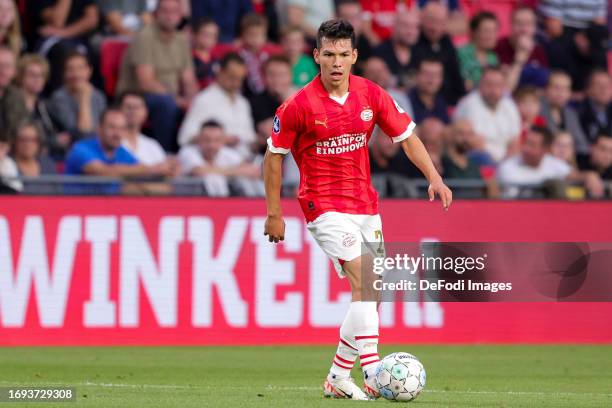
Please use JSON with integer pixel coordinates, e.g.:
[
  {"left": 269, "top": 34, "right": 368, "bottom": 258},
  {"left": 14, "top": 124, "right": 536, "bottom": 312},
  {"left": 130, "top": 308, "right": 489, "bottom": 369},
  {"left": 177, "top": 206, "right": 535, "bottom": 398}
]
[
  {"left": 392, "top": 121, "right": 416, "bottom": 143},
  {"left": 267, "top": 137, "right": 290, "bottom": 154}
]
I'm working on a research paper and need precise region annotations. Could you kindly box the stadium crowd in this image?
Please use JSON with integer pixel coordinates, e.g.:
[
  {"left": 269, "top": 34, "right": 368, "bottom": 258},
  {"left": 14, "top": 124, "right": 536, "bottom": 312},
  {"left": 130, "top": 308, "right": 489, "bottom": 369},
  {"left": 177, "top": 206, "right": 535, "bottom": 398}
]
[{"left": 0, "top": 0, "right": 610, "bottom": 199}]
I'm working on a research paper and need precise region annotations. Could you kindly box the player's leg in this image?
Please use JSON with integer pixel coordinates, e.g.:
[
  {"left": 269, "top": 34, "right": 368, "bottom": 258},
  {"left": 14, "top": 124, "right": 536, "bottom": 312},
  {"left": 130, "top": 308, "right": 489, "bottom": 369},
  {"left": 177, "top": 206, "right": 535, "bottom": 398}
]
[
  {"left": 308, "top": 213, "right": 369, "bottom": 400},
  {"left": 344, "top": 213, "right": 387, "bottom": 397},
  {"left": 341, "top": 254, "right": 382, "bottom": 398}
]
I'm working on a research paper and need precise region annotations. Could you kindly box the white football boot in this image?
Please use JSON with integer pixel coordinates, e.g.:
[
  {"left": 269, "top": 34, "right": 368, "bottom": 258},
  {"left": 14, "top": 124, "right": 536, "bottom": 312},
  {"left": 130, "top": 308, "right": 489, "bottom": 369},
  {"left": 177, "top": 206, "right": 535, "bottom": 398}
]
[
  {"left": 362, "top": 365, "right": 381, "bottom": 399},
  {"left": 323, "top": 373, "right": 369, "bottom": 400}
]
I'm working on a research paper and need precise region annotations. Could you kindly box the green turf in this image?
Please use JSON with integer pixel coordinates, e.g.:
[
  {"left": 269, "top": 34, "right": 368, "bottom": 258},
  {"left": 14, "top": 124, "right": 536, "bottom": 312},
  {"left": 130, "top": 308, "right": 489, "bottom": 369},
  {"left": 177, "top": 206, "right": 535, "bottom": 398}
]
[{"left": 0, "top": 345, "right": 610, "bottom": 407}]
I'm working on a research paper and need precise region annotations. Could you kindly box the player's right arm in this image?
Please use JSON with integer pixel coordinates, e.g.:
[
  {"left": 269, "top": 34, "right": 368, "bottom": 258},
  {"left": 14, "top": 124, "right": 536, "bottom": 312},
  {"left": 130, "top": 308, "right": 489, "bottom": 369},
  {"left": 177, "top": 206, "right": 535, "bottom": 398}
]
[
  {"left": 264, "top": 150, "right": 285, "bottom": 242},
  {"left": 263, "top": 102, "right": 300, "bottom": 243}
]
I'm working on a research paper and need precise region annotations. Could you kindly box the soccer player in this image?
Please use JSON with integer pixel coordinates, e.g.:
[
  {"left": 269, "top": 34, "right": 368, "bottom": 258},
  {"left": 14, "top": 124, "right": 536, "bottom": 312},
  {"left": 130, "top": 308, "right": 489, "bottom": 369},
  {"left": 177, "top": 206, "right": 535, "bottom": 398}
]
[{"left": 263, "top": 20, "right": 452, "bottom": 400}]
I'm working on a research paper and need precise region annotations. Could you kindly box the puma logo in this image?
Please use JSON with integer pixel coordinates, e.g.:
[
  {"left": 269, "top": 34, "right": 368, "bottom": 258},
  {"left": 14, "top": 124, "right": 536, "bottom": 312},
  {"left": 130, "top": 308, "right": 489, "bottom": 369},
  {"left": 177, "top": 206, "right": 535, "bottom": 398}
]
[{"left": 315, "top": 119, "right": 328, "bottom": 128}]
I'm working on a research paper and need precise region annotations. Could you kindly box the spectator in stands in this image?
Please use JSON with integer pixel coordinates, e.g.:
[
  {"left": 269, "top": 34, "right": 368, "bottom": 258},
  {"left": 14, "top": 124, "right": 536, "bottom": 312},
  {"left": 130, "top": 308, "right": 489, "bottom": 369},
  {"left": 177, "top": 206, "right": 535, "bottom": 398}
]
[
  {"left": 540, "top": 71, "right": 590, "bottom": 155},
  {"left": 337, "top": 0, "right": 373, "bottom": 74},
  {"left": 442, "top": 122, "right": 480, "bottom": 179},
  {"left": 178, "top": 120, "right": 261, "bottom": 196},
  {"left": 412, "top": 1, "right": 465, "bottom": 105},
  {"left": 0, "top": 46, "right": 28, "bottom": 142},
  {"left": 119, "top": 91, "right": 169, "bottom": 167},
  {"left": 455, "top": 67, "right": 521, "bottom": 162},
  {"left": 409, "top": 57, "right": 449, "bottom": 124},
  {"left": 281, "top": 25, "right": 318, "bottom": 88},
  {"left": 579, "top": 69, "right": 612, "bottom": 144},
  {"left": 179, "top": 53, "right": 255, "bottom": 158},
  {"left": 495, "top": 7, "right": 549, "bottom": 90},
  {"left": 249, "top": 56, "right": 296, "bottom": 133},
  {"left": 48, "top": 52, "right": 107, "bottom": 149},
  {"left": 513, "top": 86, "right": 546, "bottom": 145},
  {"left": 16, "top": 54, "right": 67, "bottom": 158},
  {"left": 0, "top": 0, "right": 22, "bottom": 56},
  {"left": 98, "top": 0, "right": 153, "bottom": 37},
  {"left": 192, "top": 18, "right": 219, "bottom": 90},
  {"left": 540, "top": 0, "right": 608, "bottom": 92},
  {"left": 117, "top": 0, "right": 198, "bottom": 152},
  {"left": 539, "top": 0, "right": 607, "bottom": 38},
  {"left": 11, "top": 121, "right": 57, "bottom": 176},
  {"left": 29, "top": 0, "right": 99, "bottom": 93},
  {"left": 372, "top": 9, "right": 419, "bottom": 89},
  {"left": 551, "top": 131, "right": 577, "bottom": 169},
  {"left": 285, "top": 0, "right": 335, "bottom": 42},
  {"left": 497, "top": 126, "right": 571, "bottom": 197},
  {"left": 360, "top": 0, "right": 401, "bottom": 44},
  {"left": 251, "top": 0, "right": 281, "bottom": 43},
  {"left": 458, "top": 12, "right": 499, "bottom": 91},
  {"left": 417, "top": 117, "right": 445, "bottom": 172},
  {"left": 237, "top": 14, "right": 282, "bottom": 96},
  {"left": 577, "top": 133, "right": 612, "bottom": 198},
  {"left": 0, "top": 134, "right": 21, "bottom": 192},
  {"left": 189, "top": 0, "right": 253, "bottom": 43},
  {"left": 64, "top": 108, "right": 173, "bottom": 180},
  {"left": 372, "top": 117, "right": 444, "bottom": 182},
  {"left": 362, "top": 56, "right": 413, "bottom": 118}
]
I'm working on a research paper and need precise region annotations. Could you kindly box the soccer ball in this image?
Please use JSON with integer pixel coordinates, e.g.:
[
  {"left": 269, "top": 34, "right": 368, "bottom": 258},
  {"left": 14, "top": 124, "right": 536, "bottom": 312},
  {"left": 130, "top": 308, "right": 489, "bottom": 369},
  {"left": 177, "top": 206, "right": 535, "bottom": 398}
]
[{"left": 375, "top": 352, "right": 426, "bottom": 402}]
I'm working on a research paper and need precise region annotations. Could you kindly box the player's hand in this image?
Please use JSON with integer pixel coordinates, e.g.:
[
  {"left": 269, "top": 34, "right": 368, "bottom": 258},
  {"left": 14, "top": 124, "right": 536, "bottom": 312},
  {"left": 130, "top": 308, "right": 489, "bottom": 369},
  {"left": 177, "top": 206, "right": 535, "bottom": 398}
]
[
  {"left": 264, "top": 215, "right": 285, "bottom": 243},
  {"left": 428, "top": 178, "right": 453, "bottom": 211}
]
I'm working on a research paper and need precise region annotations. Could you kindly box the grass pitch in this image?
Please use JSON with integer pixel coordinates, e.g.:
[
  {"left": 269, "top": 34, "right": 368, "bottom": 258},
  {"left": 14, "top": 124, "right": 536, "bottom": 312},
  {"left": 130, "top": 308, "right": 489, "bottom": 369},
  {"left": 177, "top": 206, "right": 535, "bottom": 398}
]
[{"left": 0, "top": 345, "right": 610, "bottom": 407}]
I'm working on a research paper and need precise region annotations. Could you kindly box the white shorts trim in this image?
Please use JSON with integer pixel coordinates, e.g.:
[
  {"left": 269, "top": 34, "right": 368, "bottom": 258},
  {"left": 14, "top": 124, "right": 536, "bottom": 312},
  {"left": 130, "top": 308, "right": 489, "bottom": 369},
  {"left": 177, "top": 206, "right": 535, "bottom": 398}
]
[{"left": 306, "top": 211, "right": 385, "bottom": 278}]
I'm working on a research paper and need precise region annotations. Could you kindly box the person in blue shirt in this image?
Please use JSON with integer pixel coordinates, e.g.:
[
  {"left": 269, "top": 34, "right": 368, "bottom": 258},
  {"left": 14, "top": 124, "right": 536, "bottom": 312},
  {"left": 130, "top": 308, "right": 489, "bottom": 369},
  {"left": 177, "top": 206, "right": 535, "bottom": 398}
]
[
  {"left": 409, "top": 57, "right": 450, "bottom": 124},
  {"left": 64, "top": 107, "right": 172, "bottom": 193}
]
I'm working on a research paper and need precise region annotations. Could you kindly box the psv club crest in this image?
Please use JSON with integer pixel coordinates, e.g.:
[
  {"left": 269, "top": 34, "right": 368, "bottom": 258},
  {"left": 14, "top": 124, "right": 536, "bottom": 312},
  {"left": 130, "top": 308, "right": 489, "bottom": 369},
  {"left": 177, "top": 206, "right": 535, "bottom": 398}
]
[{"left": 360, "top": 108, "right": 373, "bottom": 122}]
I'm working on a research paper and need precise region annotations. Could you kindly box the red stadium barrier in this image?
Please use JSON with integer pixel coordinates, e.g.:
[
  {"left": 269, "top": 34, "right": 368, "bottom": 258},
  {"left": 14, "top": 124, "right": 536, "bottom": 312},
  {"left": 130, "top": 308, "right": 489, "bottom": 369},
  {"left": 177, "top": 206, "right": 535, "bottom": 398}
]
[{"left": 0, "top": 197, "right": 611, "bottom": 345}]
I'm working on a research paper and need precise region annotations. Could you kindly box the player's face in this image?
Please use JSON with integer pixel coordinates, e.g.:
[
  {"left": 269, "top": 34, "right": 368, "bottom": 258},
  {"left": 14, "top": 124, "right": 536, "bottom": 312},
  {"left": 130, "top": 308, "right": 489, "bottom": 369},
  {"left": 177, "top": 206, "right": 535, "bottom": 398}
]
[{"left": 313, "top": 38, "right": 357, "bottom": 89}]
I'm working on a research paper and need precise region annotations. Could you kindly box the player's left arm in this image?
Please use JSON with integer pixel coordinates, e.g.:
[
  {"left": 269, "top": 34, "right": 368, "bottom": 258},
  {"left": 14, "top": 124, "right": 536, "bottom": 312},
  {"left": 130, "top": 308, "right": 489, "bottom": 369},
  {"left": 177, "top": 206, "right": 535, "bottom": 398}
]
[
  {"left": 400, "top": 136, "right": 452, "bottom": 210},
  {"left": 375, "top": 86, "right": 453, "bottom": 210}
]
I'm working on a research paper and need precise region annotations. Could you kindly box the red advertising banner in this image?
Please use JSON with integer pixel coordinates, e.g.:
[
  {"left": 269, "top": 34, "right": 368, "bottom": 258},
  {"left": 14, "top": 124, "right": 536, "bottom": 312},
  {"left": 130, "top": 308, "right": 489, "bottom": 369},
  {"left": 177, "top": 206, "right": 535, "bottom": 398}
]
[{"left": 0, "top": 197, "right": 611, "bottom": 345}]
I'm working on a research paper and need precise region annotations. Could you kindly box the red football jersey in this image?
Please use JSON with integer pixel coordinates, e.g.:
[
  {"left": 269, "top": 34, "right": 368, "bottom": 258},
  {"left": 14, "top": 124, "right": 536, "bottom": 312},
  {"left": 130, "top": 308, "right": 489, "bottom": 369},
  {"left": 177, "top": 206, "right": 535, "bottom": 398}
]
[{"left": 268, "top": 74, "right": 416, "bottom": 222}]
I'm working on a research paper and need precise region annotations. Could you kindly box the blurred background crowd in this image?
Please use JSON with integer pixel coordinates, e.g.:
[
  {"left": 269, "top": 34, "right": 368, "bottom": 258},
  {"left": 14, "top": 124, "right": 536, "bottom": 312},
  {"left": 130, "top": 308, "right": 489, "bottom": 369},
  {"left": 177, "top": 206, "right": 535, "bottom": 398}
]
[{"left": 0, "top": 0, "right": 610, "bottom": 199}]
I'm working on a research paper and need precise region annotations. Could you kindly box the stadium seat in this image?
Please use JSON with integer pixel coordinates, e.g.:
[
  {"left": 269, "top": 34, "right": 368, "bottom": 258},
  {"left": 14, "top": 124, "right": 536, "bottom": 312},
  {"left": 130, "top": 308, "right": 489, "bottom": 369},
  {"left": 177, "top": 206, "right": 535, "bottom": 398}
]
[{"left": 100, "top": 38, "right": 130, "bottom": 98}]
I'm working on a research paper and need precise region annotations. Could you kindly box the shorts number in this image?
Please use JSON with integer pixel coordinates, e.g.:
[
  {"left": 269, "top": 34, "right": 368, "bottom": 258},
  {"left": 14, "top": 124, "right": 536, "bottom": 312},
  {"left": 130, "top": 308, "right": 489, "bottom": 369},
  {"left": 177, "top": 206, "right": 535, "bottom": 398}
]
[{"left": 374, "top": 229, "right": 384, "bottom": 255}]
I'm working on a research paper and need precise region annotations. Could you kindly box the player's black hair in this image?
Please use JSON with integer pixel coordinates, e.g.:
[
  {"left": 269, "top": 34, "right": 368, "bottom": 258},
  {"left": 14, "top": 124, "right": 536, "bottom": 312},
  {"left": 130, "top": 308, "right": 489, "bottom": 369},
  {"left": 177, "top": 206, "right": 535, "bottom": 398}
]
[
  {"left": 200, "top": 119, "right": 223, "bottom": 131},
  {"left": 529, "top": 125, "right": 554, "bottom": 147},
  {"left": 316, "top": 19, "right": 356, "bottom": 49},
  {"left": 469, "top": 11, "right": 498, "bottom": 32},
  {"left": 219, "top": 52, "right": 246, "bottom": 70}
]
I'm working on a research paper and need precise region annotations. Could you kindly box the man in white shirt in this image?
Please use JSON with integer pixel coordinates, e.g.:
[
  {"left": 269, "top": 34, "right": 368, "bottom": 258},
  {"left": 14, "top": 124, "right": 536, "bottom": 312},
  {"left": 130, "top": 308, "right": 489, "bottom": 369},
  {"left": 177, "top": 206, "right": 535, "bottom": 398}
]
[
  {"left": 454, "top": 67, "right": 521, "bottom": 162},
  {"left": 178, "top": 120, "right": 261, "bottom": 196},
  {"left": 119, "top": 91, "right": 168, "bottom": 166},
  {"left": 497, "top": 126, "right": 571, "bottom": 197},
  {"left": 178, "top": 53, "right": 255, "bottom": 158}
]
